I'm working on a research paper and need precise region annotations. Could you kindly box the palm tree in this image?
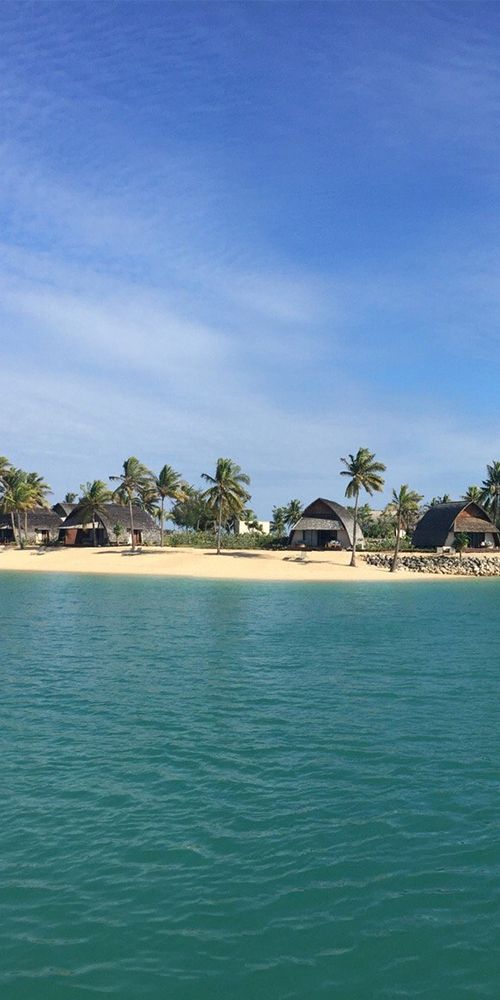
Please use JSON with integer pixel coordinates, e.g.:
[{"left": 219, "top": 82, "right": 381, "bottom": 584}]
[
  {"left": 201, "top": 458, "right": 251, "bottom": 554},
  {"left": 390, "top": 485, "right": 423, "bottom": 573},
  {"left": 23, "top": 471, "right": 51, "bottom": 541},
  {"left": 347, "top": 502, "right": 374, "bottom": 536},
  {"left": 111, "top": 457, "right": 152, "bottom": 551},
  {"left": 426, "top": 494, "right": 452, "bottom": 508},
  {"left": 0, "top": 456, "right": 11, "bottom": 486},
  {"left": 481, "top": 461, "right": 500, "bottom": 527},
  {"left": 271, "top": 505, "right": 288, "bottom": 537},
  {"left": 284, "top": 499, "right": 303, "bottom": 531},
  {"left": 0, "top": 469, "right": 37, "bottom": 548},
  {"left": 77, "top": 481, "right": 112, "bottom": 546},
  {"left": 151, "top": 465, "right": 186, "bottom": 546},
  {"left": 340, "top": 448, "right": 386, "bottom": 567},
  {"left": 138, "top": 483, "right": 161, "bottom": 518},
  {"left": 241, "top": 508, "right": 263, "bottom": 532},
  {"left": 0, "top": 468, "right": 50, "bottom": 546},
  {"left": 65, "top": 492, "right": 78, "bottom": 504},
  {"left": 113, "top": 522, "right": 124, "bottom": 545},
  {"left": 462, "top": 485, "right": 482, "bottom": 503},
  {"left": 226, "top": 507, "right": 263, "bottom": 534},
  {"left": 454, "top": 532, "right": 469, "bottom": 559},
  {"left": 0, "top": 458, "right": 13, "bottom": 538}
]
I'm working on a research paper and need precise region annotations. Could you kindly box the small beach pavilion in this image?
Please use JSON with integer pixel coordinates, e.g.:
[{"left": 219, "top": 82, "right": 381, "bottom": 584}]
[
  {"left": 289, "top": 498, "right": 363, "bottom": 550},
  {"left": 412, "top": 501, "right": 499, "bottom": 550}
]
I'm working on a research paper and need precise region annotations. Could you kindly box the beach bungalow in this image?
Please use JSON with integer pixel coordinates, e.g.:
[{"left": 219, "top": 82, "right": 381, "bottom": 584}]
[
  {"left": 289, "top": 498, "right": 364, "bottom": 550},
  {"left": 59, "top": 503, "right": 160, "bottom": 546},
  {"left": 0, "top": 508, "right": 63, "bottom": 545},
  {"left": 412, "top": 501, "right": 500, "bottom": 550}
]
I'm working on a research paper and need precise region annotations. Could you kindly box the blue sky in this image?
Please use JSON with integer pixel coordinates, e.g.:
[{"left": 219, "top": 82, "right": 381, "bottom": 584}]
[{"left": 1, "top": 1, "right": 499, "bottom": 513}]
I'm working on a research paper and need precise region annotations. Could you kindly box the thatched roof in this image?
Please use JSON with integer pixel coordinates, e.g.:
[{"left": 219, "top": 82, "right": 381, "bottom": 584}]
[
  {"left": 291, "top": 498, "right": 363, "bottom": 546},
  {"left": 0, "top": 507, "right": 62, "bottom": 530},
  {"left": 413, "top": 501, "right": 499, "bottom": 548},
  {"left": 455, "top": 515, "right": 499, "bottom": 534},
  {"left": 293, "top": 517, "right": 342, "bottom": 531},
  {"left": 52, "top": 502, "right": 78, "bottom": 517},
  {"left": 61, "top": 503, "right": 158, "bottom": 532}
]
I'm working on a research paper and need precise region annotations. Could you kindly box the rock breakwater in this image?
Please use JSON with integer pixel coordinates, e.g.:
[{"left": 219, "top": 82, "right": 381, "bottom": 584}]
[{"left": 365, "top": 553, "right": 500, "bottom": 576}]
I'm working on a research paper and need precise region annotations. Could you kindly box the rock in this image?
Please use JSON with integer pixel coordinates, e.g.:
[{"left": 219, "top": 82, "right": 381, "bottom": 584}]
[{"left": 364, "top": 552, "right": 500, "bottom": 577}]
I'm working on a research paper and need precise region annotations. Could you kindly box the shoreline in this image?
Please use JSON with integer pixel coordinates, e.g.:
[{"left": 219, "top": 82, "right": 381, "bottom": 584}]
[{"left": 0, "top": 545, "right": 497, "bottom": 582}]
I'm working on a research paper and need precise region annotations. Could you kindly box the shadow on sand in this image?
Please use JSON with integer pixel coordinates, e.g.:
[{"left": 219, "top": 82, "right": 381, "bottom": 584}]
[
  {"left": 282, "top": 553, "right": 352, "bottom": 568},
  {"left": 204, "top": 550, "right": 265, "bottom": 560},
  {"left": 94, "top": 548, "right": 163, "bottom": 557},
  {"left": 30, "top": 547, "right": 66, "bottom": 557}
]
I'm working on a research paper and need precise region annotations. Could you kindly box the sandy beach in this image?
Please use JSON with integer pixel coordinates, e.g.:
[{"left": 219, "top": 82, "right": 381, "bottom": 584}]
[{"left": 0, "top": 545, "right": 478, "bottom": 582}]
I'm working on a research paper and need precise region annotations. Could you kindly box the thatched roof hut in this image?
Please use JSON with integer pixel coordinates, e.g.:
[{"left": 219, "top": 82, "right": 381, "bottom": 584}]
[
  {"left": 0, "top": 507, "right": 63, "bottom": 544},
  {"left": 290, "top": 498, "right": 364, "bottom": 550},
  {"left": 412, "top": 501, "right": 499, "bottom": 549},
  {"left": 60, "top": 503, "right": 160, "bottom": 545}
]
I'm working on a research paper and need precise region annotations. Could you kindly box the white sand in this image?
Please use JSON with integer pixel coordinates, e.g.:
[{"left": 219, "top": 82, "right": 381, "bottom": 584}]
[{"left": 0, "top": 545, "right": 471, "bottom": 582}]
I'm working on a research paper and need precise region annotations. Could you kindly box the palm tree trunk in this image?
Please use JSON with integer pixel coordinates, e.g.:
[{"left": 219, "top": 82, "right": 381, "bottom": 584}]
[
  {"left": 24, "top": 511, "right": 28, "bottom": 545},
  {"left": 217, "top": 500, "right": 223, "bottom": 554},
  {"left": 10, "top": 511, "right": 18, "bottom": 547},
  {"left": 16, "top": 511, "right": 24, "bottom": 549},
  {"left": 160, "top": 496, "right": 164, "bottom": 547},
  {"left": 92, "top": 514, "right": 97, "bottom": 547},
  {"left": 391, "top": 511, "right": 402, "bottom": 573},
  {"left": 350, "top": 492, "right": 359, "bottom": 567},
  {"left": 129, "top": 497, "right": 135, "bottom": 551}
]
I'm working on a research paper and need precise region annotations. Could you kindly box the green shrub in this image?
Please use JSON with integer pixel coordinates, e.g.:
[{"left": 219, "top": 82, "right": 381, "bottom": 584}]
[
  {"left": 163, "top": 531, "right": 283, "bottom": 550},
  {"left": 362, "top": 537, "right": 414, "bottom": 553}
]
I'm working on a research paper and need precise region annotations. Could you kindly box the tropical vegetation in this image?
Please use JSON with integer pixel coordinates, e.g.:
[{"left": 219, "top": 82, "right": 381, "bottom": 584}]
[
  {"left": 171, "top": 487, "right": 216, "bottom": 532},
  {"left": 427, "top": 494, "right": 452, "bottom": 508},
  {"left": 0, "top": 465, "right": 51, "bottom": 547},
  {"left": 454, "top": 532, "right": 469, "bottom": 559},
  {"left": 271, "top": 499, "right": 304, "bottom": 538},
  {"left": 481, "top": 461, "right": 500, "bottom": 527},
  {"left": 462, "top": 485, "right": 482, "bottom": 503}
]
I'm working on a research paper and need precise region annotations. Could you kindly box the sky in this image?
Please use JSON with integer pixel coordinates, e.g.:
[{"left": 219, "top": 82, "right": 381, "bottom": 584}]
[{"left": 1, "top": 0, "right": 499, "bottom": 514}]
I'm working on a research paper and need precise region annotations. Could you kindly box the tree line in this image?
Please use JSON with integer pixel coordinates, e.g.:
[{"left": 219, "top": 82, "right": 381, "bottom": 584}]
[
  {"left": 0, "top": 455, "right": 257, "bottom": 554},
  {"left": 1, "top": 451, "right": 499, "bottom": 567}
]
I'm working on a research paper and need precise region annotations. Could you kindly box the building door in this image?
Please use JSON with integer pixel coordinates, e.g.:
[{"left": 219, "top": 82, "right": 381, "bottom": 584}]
[{"left": 318, "top": 530, "right": 337, "bottom": 548}]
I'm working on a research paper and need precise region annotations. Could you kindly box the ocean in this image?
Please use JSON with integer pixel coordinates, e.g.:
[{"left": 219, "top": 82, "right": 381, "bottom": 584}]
[{"left": 1, "top": 573, "right": 499, "bottom": 999}]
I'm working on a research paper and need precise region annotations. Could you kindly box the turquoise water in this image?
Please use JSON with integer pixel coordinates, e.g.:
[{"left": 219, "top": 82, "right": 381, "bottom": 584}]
[{"left": 1, "top": 574, "right": 500, "bottom": 999}]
